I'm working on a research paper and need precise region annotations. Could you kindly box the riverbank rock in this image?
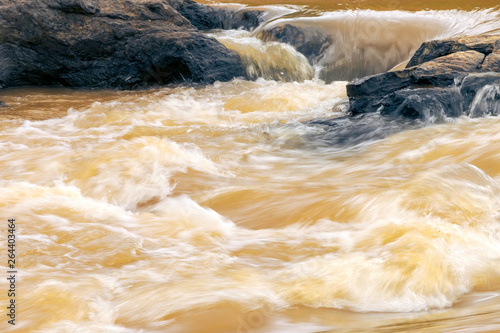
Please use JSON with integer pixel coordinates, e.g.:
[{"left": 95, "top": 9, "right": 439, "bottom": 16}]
[
  {"left": 347, "top": 35, "right": 500, "bottom": 121},
  {"left": 0, "top": 0, "right": 246, "bottom": 89}
]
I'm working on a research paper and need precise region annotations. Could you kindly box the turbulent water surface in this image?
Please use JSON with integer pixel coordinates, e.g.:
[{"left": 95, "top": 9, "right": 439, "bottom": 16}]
[{"left": 1, "top": 1, "right": 500, "bottom": 332}]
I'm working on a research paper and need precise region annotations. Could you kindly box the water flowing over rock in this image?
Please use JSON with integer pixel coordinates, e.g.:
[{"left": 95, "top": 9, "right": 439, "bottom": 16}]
[
  {"left": 167, "top": 0, "right": 264, "bottom": 31},
  {"left": 0, "top": 0, "right": 248, "bottom": 89},
  {"left": 347, "top": 35, "right": 500, "bottom": 121},
  {"left": 258, "top": 23, "right": 332, "bottom": 64}
]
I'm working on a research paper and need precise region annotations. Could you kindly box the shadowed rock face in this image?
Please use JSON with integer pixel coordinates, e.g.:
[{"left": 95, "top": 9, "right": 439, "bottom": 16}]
[
  {"left": 347, "top": 35, "right": 500, "bottom": 120},
  {"left": 0, "top": 0, "right": 246, "bottom": 89}
]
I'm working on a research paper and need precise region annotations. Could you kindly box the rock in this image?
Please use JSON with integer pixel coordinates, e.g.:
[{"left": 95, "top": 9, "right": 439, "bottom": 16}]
[
  {"left": 347, "top": 69, "right": 413, "bottom": 98},
  {"left": 469, "top": 84, "right": 500, "bottom": 117},
  {"left": 348, "top": 50, "right": 484, "bottom": 101},
  {"left": 481, "top": 52, "right": 500, "bottom": 72},
  {"left": 460, "top": 73, "right": 500, "bottom": 109},
  {"left": 48, "top": 0, "right": 101, "bottom": 15},
  {"left": 167, "top": 0, "right": 264, "bottom": 31},
  {"left": 306, "top": 113, "right": 418, "bottom": 147},
  {"left": 407, "top": 35, "right": 500, "bottom": 67},
  {"left": 410, "top": 50, "right": 484, "bottom": 86},
  {"left": 347, "top": 35, "right": 500, "bottom": 119},
  {"left": 346, "top": 69, "right": 415, "bottom": 115},
  {"left": 0, "top": 0, "right": 245, "bottom": 89},
  {"left": 379, "top": 88, "right": 464, "bottom": 122},
  {"left": 258, "top": 24, "right": 331, "bottom": 64}
]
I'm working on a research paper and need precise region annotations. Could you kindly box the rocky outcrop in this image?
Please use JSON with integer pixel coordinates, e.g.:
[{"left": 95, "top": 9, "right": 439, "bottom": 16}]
[
  {"left": 0, "top": 0, "right": 249, "bottom": 89},
  {"left": 347, "top": 35, "right": 500, "bottom": 121}
]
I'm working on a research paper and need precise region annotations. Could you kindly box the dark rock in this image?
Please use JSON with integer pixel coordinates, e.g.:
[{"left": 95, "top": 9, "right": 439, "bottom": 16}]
[
  {"left": 379, "top": 88, "right": 464, "bottom": 122},
  {"left": 48, "top": 0, "right": 101, "bottom": 15},
  {"left": 347, "top": 69, "right": 413, "bottom": 98},
  {"left": 407, "top": 35, "right": 500, "bottom": 67},
  {"left": 347, "top": 96, "right": 384, "bottom": 115},
  {"left": 347, "top": 36, "right": 500, "bottom": 119},
  {"left": 347, "top": 69, "right": 416, "bottom": 114},
  {"left": 460, "top": 73, "right": 500, "bottom": 114},
  {"left": 348, "top": 51, "right": 484, "bottom": 101},
  {"left": 306, "top": 113, "right": 418, "bottom": 147},
  {"left": 0, "top": 0, "right": 245, "bottom": 89},
  {"left": 167, "top": 0, "right": 264, "bottom": 31},
  {"left": 258, "top": 24, "right": 331, "bottom": 64}
]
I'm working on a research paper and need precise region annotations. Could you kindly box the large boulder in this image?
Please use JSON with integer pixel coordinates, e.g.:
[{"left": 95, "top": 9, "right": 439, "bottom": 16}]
[
  {"left": 0, "top": 0, "right": 245, "bottom": 89},
  {"left": 347, "top": 35, "right": 500, "bottom": 120}
]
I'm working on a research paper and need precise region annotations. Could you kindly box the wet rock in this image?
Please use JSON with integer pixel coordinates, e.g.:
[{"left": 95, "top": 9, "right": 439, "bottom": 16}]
[
  {"left": 259, "top": 24, "right": 331, "bottom": 64},
  {"left": 167, "top": 0, "right": 264, "bottom": 31},
  {"left": 460, "top": 73, "right": 500, "bottom": 111},
  {"left": 379, "top": 88, "right": 464, "bottom": 121},
  {"left": 347, "top": 35, "right": 500, "bottom": 120},
  {"left": 346, "top": 70, "right": 413, "bottom": 98},
  {"left": 306, "top": 113, "right": 418, "bottom": 147},
  {"left": 469, "top": 84, "right": 500, "bottom": 117},
  {"left": 407, "top": 35, "right": 500, "bottom": 68},
  {"left": 0, "top": 0, "right": 245, "bottom": 89}
]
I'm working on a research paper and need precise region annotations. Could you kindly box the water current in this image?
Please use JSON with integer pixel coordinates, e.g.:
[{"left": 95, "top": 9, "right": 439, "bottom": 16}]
[{"left": 1, "top": 0, "right": 500, "bottom": 332}]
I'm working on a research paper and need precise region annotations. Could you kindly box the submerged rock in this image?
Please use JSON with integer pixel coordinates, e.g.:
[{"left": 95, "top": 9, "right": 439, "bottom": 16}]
[
  {"left": 307, "top": 113, "right": 418, "bottom": 147},
  {"left": 347, "top": 35, "right": 500, "bottom": 120},
  {"left": 0, "top": 0, "right": 245, "bottom": 89}
]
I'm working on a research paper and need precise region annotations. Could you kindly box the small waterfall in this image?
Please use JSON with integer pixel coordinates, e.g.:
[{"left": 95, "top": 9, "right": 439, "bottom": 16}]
[
  {"left": 210, "top": 30, "right": 315, "bottom": 82},
  {"left": 470, "top": 84, "right": 500, "bottom": 117}
]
